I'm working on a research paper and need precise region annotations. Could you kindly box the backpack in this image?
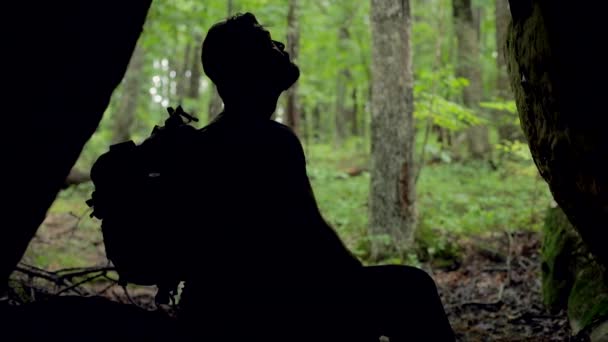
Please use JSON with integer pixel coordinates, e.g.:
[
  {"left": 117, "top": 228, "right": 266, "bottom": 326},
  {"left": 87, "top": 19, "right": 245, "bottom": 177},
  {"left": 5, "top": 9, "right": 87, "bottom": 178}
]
[{"left": 86, "top": 106, "right": 200, "bottom": 303}]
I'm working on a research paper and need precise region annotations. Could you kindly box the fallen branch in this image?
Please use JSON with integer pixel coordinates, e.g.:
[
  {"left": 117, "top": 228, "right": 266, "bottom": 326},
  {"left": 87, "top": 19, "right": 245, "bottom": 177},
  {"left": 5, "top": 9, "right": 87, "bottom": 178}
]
[
  {"left": 14, "top": 264, "right": 63, "bottom": 284},
  {"left": 56, "top": 266, "right": 116, "bottom": 281},
  {"left": 13, "top": 263, "right": 117, "bottom": 297},
  {"left": 15, "top": 263, "right": 115, "bottom": 283},
  {"left": 55, "top": 273, "right": 104, "bottom": 296}
]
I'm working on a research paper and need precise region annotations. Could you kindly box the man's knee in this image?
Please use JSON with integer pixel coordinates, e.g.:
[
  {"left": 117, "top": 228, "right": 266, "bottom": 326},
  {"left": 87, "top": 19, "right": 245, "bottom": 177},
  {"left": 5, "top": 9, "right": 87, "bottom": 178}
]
[
  {"left": 374, "top": 265, "right": 439, "bottom": 293},
  {"left": 404, "top": 266, "right": 438, "bottom": 291}
]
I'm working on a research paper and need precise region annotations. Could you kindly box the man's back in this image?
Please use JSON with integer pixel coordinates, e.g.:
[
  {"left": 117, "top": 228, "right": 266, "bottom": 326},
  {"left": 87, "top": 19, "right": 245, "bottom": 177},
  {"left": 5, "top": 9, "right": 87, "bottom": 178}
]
[
  {"left": 183, "top": 114, "right": 361, "bottom": 282},
  {"left": 177, "top": 114, "right": 363, "bottom": 340}
]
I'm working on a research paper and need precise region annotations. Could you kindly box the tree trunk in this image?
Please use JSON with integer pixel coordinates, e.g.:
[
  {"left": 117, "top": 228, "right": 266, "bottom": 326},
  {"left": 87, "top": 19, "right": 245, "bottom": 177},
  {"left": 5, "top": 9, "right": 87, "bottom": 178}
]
[
  {"left": 506, "top": 1, "right": 608, "bottom": 267},
  {"left": 188, "top": 34, "right": 203, "bottom": 100},
  {"left": 2, "top": 1, "right": 152, "bottom": 287},
  {"left": 312, "top": 105, "right": 322, "bottom": 142},
  {"left": 350, "top": 87, "right": 359, "bottom": 136},
  {"left": 228, "top": 0, "right": 234, "bottom": 16},
  {"left": 285, "top": 0, "right": 300, "bottom": 135},
  {"left": 112, "top": 43, "right": 144, "bottom": 144},
  {"left": 453, "top": 0, "right": 490, "bottom": 159},
  {"left": 369, "top": 0, "right": 416, "bottom": 260},
  {"left": 176, "top": 43, "right": 192, "bottom": 102},
  {"left": 335, "top": 26, "right": 352, "bottom": 143},
  {"left": 495, "top": 0, "right": 521, "bottom": 142}
]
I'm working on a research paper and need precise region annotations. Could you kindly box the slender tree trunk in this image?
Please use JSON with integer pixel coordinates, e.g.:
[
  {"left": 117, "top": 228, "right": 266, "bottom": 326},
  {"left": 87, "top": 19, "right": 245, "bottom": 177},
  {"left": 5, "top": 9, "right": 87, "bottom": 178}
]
[
  {"left": 176, "top": 43, "right": 192, "bottom": 103},
  {"left": 188, "top": 34, "right": 203, "bottom": 100},
  {"left": 335, "top": 76, "right": 350, "bottom": 143},
  {"left": 112, "top": 43, "right": 145, "bottom": 144},
  {"left": 453, "top": 0, "right": 490, "bottom": 159},
  {"left": 494, "top": 0, "right": 520, "bottom": 142},
  {"left": 285, "top": 0, "right": 300, "bottom": 135},
  {"left": 228, "top": 0, "right": 234, "bottom": 15},
  {"left": 350, "top": 87, "right": 359, "bottom": 136},
  {"left": 369, "top": 0, "right": 416, "bottom": 260},
  {"left": 312, "top": 105, "right": 322, "bottom": 142},
  {"left": 335, "top": 25, "right": 353, "bottom": 143},
  {"left": 495, "top": 0, "right": 509, "bottom": 94}
]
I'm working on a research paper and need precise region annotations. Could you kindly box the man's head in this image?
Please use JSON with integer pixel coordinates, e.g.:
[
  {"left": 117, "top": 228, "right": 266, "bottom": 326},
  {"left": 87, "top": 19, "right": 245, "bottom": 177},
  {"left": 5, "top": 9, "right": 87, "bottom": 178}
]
[{"left": 202, "top": 13, "right": 300, "bottom": 114}]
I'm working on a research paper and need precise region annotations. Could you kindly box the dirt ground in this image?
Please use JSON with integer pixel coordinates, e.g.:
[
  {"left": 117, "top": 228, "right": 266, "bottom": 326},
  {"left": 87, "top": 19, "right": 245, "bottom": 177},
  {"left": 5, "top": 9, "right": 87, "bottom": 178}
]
[
  {"left": 432, "top": 231, "right": 571, "bottom": 341},
  {"left": 7, "top": 213, "right": 571, "bottom": 341}
]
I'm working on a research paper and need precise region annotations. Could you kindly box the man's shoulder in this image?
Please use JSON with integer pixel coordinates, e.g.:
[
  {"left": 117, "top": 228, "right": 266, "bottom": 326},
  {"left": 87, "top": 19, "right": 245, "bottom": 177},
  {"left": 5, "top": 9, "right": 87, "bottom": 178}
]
[
  {"left": 196, "top": 117, "right": 301, "bottom": 149},
  {"left": 264, "top": 120, "right": 303, "bottom": 151},
  {"left": 266, "top": 120, "right": 298, "bottom": 139}
]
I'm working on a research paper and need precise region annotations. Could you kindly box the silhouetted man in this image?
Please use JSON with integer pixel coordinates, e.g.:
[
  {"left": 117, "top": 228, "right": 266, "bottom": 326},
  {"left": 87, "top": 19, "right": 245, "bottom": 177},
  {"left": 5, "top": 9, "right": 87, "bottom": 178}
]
[{"left": 177, "top": 13, "right": 454, "bottom": 342}]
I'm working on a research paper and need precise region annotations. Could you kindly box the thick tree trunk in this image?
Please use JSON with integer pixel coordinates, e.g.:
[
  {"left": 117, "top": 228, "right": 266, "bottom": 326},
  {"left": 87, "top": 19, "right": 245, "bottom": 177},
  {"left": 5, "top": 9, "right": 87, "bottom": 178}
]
[
  {"left": 453, "top": 0, "right": 490, "bottom": 159},
  {"left": 2, "top": 1, "right": 152, "bottom": 287},
  {"left": 506, "top": 1, "right": 608, "bottom": 267},
  {"left": 369, "top": 0, "right": 416, "bottom": 260},
  {"left": 112, "top": 43, "right": 145, "bottom": 144},
  {"left": 285, "top": 0, "right": 300, "bottom": 135}
]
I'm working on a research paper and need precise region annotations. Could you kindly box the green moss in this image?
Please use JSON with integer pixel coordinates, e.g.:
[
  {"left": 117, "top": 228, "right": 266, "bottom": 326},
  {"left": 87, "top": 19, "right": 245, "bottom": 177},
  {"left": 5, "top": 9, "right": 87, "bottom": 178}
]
[
  {"left": 541, "top": 207, "right": 577, "bottom": 310},
  {"left": 542, "top": 208, "right": 608, "bottom": 334},
  {"left": 568, "top": 264, "right": 608, "bottom": 334}
]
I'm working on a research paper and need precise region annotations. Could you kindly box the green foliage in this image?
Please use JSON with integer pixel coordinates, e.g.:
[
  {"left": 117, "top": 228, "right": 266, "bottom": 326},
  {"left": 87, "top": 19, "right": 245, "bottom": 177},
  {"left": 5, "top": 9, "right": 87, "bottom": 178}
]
[
  {"left": 481, "top": 100, "right": 520, "bottom": 128},
  {"left": 495, "top": 140, "right": 532, "bottom": 162},
  {"left": 418, "top": 161, "right": 551, "bottom": 235},
  {"left": 414, "top": 67, "right": 486, "bottom": 131},
  {"left": 480, "top": 100, "right": 518, "bottom": 114}
]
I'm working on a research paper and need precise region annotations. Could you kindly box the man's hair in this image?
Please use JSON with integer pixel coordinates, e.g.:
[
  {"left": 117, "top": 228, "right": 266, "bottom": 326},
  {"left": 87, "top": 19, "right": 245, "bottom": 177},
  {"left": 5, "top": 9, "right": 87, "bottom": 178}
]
[{"left": 201, "top": 12, "right": 270, "bottom": 87}]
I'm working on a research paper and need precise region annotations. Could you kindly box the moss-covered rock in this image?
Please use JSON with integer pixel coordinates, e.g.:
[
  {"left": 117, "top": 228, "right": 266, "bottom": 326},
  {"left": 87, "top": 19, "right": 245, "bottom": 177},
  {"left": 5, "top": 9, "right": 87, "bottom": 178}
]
[
  {"left": 542, "top": 207, "right": 608, "bottom": 339},
  {"left": 568, "top": 264, "right": 608, "bottom": 334},
  {"left": 541, "top": 207, "right": 584, "bottom": 311}
]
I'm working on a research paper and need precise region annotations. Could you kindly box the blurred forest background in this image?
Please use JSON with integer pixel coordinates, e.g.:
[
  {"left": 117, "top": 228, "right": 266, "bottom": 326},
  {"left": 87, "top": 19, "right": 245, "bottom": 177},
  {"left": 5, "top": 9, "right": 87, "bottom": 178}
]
[{"left": 26, "top": 0, "right": 553, "bottom": 270}]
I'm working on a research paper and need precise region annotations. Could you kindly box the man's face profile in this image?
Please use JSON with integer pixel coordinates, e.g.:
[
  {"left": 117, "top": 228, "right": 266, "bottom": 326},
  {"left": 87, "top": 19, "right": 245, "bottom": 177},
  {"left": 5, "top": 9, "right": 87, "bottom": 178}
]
[{"left": 202, "top": 13, "right": 300, "bottom": 101}]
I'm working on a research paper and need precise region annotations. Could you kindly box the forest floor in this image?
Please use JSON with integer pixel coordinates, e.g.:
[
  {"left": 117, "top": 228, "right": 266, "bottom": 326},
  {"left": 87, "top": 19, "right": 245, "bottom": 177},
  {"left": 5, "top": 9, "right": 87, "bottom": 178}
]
[
  {"left": 8, "top": 212, "right": 571, "bottom": 341},
  {"left": 431, "top": 230, "right": 571, "bottom": 341}
]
